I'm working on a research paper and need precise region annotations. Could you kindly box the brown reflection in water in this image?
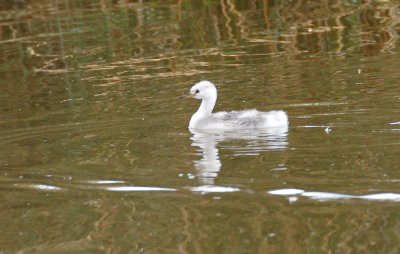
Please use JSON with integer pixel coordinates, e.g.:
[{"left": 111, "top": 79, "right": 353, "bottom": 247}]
[
  {"left": 2, "top": 191, "right": 398, "bottom": 253},
  {"left": 1, "top": 1, "right": 400, "bottom": 253},
  {"left": 1, "top": 2, "right": 399, "bottom": 121},
  {"left": 359, "top": 2, "right": 400, "bottom": 55},
  {"left": 1, "top": 1, "right": 399, "bottom": 60},
  {"left": 1, "top": 0, "right": 398, "bottom": 122}
]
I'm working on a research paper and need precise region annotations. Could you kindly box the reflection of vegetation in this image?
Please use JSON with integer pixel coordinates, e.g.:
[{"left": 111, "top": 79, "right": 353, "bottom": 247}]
[
  {"left": 0, "top": 1, "right": 399, "bottom": 59},
  {"left": 0, "top": 0, "right": 399, "bottom": 119}
]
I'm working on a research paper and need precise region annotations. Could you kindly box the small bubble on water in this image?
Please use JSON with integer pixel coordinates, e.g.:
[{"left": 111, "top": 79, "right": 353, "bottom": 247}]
[
  {"left": 325, "top": 126, "right": 331, "bottom": 134},
  {"left": 187, "top": 173, "right": 195, "bottom": 180}
]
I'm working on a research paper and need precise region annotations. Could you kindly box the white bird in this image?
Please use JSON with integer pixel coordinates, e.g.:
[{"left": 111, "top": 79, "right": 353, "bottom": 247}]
[{"left": 185, "top": 81, "right": 288, "bottom": 130}]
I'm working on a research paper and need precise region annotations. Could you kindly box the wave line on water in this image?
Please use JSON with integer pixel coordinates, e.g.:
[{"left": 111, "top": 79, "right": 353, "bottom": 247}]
[
  {"left": 106, "top": 186, "right": 177, "bottom": 192},
  {"left": 0, "top": 118, "right": 139, "bottom": 144},
  {"left": 190, "top": 185, "right": 240, "bottom": 194},
  {"left": 11, "top": 183, "right": 63, "bottom": 192},
  {"left": 268, "top": 188, "right": 400, "bottom": 202}
]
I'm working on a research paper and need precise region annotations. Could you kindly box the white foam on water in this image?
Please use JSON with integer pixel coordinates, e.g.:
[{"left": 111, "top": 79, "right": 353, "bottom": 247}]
[
  {"left": 190, "top": 185, "right": 240, "bottom": 193},
  {"left": 106, "top": 186, "right": 176, "bottom": 192},
  {"left": 268, "top": 188, "right": 305, "bottom": 195},
  {"left": 268, "top": 188, "right": 400, "bottom": 202}
]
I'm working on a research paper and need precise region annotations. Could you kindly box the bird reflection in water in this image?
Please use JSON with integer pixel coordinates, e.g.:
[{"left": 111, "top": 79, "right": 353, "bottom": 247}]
[{"left": 190, "top": 125, "right": 288, "bottom": 186}]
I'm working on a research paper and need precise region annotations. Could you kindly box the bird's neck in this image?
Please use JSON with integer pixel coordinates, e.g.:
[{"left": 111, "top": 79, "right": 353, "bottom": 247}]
[
  {"left": 197, "top": 96, "right": 216, "bottom": 116},
  {"left": 189, "top": 95, "right": 216, "bottom": 128}
]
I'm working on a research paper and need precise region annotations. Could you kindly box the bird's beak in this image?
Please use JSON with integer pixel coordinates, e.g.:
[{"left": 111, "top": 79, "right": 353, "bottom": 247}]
[{"left": 180, "top": 93, "right": 195, "bottom": 99}]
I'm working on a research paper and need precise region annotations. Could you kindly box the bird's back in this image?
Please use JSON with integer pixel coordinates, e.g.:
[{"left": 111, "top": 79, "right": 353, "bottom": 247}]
[{"left": 194, "top": 109, "right": 288, "bottom": 130}]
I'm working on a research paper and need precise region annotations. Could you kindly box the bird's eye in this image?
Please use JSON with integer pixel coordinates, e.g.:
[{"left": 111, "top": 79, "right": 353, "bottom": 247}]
[{"left": 195, "top": 89, "right": 200, "bottom": 94}]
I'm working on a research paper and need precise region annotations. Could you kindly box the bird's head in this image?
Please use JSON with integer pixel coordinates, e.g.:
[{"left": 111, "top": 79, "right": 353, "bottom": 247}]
[{"left": 186, "top": 80, "right": 217, "bottom": 100}]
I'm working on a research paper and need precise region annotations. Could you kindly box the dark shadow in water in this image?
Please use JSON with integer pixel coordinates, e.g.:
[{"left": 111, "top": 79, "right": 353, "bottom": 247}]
[{"left": 189, "top": 126, "right": 288, "bottom": 188}]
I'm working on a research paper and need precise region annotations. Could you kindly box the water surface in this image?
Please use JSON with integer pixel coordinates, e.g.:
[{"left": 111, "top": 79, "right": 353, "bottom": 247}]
[{"left": 1, "top": 1, "right": 400, "bottom": 253}]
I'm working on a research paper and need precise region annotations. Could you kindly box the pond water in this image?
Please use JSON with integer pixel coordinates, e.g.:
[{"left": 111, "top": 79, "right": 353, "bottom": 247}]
[{"left": 1, "top": 1, "right": 400, "bottom": 253}]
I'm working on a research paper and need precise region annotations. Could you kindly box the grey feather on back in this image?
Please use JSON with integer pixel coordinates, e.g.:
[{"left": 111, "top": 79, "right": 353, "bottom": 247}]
[{"left": 210, "top": 111, "right": 262, "bottom": 128}]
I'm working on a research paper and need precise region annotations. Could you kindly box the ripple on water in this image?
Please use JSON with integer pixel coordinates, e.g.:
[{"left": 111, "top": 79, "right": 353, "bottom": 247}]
[
  {"left": 4, "top": 180, "right": 400, "bottom": 203},
  {"left": 190, "top": 185, "right": 241, "bottom": 194},
  {"left": 106, "top": 186, "right": 177, "bottom": 192},
  {"left": 268, "top": 188, "right": 400, "bottom": 202},
  {"left": 11, "top": 183, "right": 63, "bottom": 192},
  {"left": 0, "top": 118, "right": 140, "bottom": 145}
]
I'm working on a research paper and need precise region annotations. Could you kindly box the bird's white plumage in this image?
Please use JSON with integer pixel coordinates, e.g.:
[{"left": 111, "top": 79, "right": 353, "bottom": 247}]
[{"left": 187, "top": 81, "right": 288, "bottom": 130}]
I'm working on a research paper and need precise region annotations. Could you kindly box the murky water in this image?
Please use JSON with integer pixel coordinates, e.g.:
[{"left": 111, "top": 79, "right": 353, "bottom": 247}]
[{"left": 1, "top": 1, "right": 400, "bottom": 253}]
